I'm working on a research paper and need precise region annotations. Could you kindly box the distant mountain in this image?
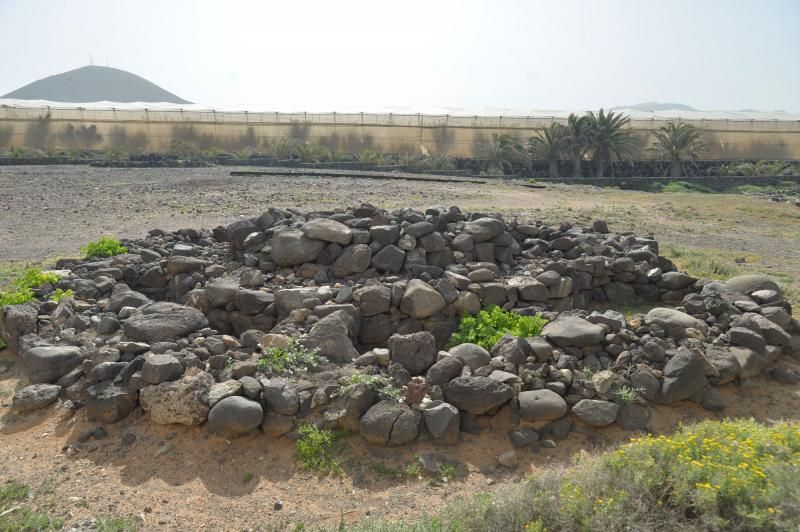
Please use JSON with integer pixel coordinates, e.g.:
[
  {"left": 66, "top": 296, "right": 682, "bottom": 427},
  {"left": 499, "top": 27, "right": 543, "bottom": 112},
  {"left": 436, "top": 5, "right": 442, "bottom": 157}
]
[
  {"left": 613, "top": 101, "right": 699, "bottom": 112},
  {"left": 1, "top": 65, "right": 190, "bottom": 104}
]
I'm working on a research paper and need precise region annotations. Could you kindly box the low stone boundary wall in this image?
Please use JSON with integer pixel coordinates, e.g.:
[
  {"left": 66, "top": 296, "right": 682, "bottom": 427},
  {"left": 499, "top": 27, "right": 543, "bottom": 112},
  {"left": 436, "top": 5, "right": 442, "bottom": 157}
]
[{"left": 2, "top": 205, "right": 798, "bottom": 458}]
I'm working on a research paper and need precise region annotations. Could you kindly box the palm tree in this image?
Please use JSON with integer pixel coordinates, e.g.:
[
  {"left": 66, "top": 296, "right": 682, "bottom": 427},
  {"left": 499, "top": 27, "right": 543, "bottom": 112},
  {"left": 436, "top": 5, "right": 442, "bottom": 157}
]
[
  {"left": 528, "top": 123, "right": 568, "bottom": 178},
  {"left": 650, "top": 122, "right": 704, "bottom": 177},
  {"left": 586, "top": 109, "right": 638, "bottom": 177},
  {"left": 564, "top": 113, "right": 592, "bottom": 178},
  {"left": 484, "top": 133, "right": 530, "bottom": 175}
]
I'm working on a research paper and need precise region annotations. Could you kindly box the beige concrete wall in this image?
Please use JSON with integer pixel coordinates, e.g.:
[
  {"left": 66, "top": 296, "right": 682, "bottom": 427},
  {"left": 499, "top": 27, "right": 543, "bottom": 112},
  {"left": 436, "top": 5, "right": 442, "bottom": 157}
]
[{"left": 1, "top": 106, "right": 798, "bottom": 160}]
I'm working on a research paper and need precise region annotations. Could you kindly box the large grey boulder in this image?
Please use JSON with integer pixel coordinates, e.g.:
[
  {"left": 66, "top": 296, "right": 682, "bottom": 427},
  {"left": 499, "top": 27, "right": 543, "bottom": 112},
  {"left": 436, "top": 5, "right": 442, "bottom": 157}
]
[
  {"left": 399, "top": 279, "right": 446, "bottom": 319},
  {"left": 541, "top": 316, "right": 604, "bottom": 347},
  {"left": 450, "top": 343, "right": 491, "bottom": 370},
  {"left": 12, "top": 383, "right": 61, "bottom": 412},
  {"left": 261, "top": 378, "right": 299, "bottom": 416},
  {"left": 730, "top": 346, "right": 768, "bottom": 379},
  {"left": 423, "top": 402, "right": 460, "bottom": 445},
  {"left": 208, "top": 380, "right": 242, "bottom": 407},
  {"left": 388, "top": 331, "right": 437, "bottom": 375},
  {"left": 443, "top": 376, "right": 514, "bottom": 414},
  {"left": 661, "top": 348, "right": 708, "bottom": 403},
  {"left": 301, "top": 218, "right": 353, "bottom": 245},
  {"left": 726, "top": 275, "right": 780, "bottom": 296},
  {"left": 166, "top": 256, "right": 208, "bottom": 276},
  {"left": 729, "top": 327, "right": 766, "bottom": 354},
  {"left": 743, "top": 312, "right": 792, "bottom": 346},
  {"left": 371, "top": 244, "right": 406, "bottom": 273},
  {"left": 207, "top": 396, "right": 264, "bottom": 437},
  {"left": 359, "top": 401, "right": 421, "bottom": 447},
  {"left": 426, "top": 356, "right": 464, "bottom": 386},
  {"left": 571, "top": 399, "right": 619, "bottom": 427},
  {"left": 141, "top": 353, "right": 183, "bottom": 384},
  {"left": 332, "top": 244, "right": 372, "bottom": 278},
  {"left": 235, "top": 289, "right": 273, "bottom": 314},
  {"left": 123, "top": 302, "right": 208, "bottom": 343},
  {"left": 22, "top": 345, "right": 83, "bottom": 384},
  {"left": 139, "top": 369, "right": 214, "bottom": 425},
  {"left": 0, "top": 303, "right": 38, "bottom": 353},
  {"left": 646, "top": 308, "right": 708, "bottom": 334},
  {"left": 518, "top": 389, "right": 568, "bottom": 421},
  {"left": 702, "top": 346, "right": 741, "bottom": 385},
  {"left": 85, "top": 381, "right": 138, "bottom": 423},
  {"left": 205, "top": 276, "right": 240, "bottom": 307},
  {"left": 108, "top": 289, "right": 150, "bottom": 313},
  {"left": 324, "top": 383, "right": 376, "bottom": 433},
  {"left": 353, "top": 285, "right": 392, "bottom": 316},
  {"left": 464, "top": 217, "right": 505, "bottom": 242},
  {"left": 271, "top": 229, "right": 325, "bottom": 266},
  {"left": 658, "top": 271, "right": 697, "bottom": 290},
  {"left": 616, "top": 403, "right": 651, "bottom": 431},
  {"left": 305, "top": 310, "right": 359, "bottom": 362}
]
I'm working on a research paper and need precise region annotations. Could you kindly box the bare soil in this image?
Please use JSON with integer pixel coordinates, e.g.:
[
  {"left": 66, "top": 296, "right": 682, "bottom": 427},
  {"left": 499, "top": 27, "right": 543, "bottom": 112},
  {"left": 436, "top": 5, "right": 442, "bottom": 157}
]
[{"left": 1, "top": 165, "right": 799, "bottom": 530}]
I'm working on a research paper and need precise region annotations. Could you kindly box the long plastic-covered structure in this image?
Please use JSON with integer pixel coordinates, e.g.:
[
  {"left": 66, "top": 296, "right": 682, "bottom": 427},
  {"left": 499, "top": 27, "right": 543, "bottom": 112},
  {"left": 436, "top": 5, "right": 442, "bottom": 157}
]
[{"left": 1, "top": 99, "right": 798, "bottom": 159}]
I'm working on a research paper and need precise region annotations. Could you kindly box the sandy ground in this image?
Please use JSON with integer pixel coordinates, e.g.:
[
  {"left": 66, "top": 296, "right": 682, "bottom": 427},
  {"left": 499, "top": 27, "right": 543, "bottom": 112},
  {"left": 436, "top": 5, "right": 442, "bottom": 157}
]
[
  {"left": 2, "top": 352, "right": 799, "bottom": 531},
  {"left": 1, "top": 165, "right": 799, "bottom": 529}
]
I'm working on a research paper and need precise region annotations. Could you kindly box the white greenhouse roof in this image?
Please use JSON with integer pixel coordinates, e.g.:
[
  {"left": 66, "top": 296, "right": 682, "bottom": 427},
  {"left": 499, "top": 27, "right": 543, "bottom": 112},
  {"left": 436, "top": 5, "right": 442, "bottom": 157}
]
[{"left": 1, "top": 99, "right": 798, "bottom": 121}]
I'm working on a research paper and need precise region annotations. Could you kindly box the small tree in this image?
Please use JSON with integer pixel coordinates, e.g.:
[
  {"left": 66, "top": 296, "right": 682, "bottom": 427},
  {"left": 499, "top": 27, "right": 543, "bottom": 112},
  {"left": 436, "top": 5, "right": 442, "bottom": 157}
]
[
  {"left": 565, "top": 113, "right": 592, "bottom": 178},
  {"left": 529, "top": 123, "right": 568, "bottom": 178},
  {"left": 484, "top": 133, "right": 530, "bottom": 175},
  {"left": 650, "top": 121, "right": 705, "bottom": 177},
  {"left": 587, "top": 109, "right": 638, "bottom": 177}
]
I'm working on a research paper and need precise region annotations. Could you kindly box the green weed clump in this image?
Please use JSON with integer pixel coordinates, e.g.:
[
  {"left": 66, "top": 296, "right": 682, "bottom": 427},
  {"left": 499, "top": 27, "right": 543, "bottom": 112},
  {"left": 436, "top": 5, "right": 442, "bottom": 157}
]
[
  {"left": 94, "top": 515, "right": 139, "bottom": 531},
  {"left": 446, "top": 305, "right": 547, "bottom": 350},
  {"left": 81, "top": 236, "right": 128, "bottom": 258},
  {"left": 0, "top": 268, "right": 62, "bottom": 307},
  {"left": 0, "top": 287, "right": 35, "bottom": 307},
  {"left": 0, "top": 480, "right": 64, "bottom": 531},
  {"left": 350, "top": 420, "right": 800, "bottom": 532},
  {"left": 335, "top": 371, "right": 404, "bottom": 401},
  {"left": 15, "top": 268, "right": 60, "bottom": 290},
  {"left": 256, "top": 337, "right": 324, "bottom": 375},
  {"left": 295, "top": 423, "right": 344, "bottom": 475},
  {"left": 49, "top": 288, "right": 74, "bottom": 303}
]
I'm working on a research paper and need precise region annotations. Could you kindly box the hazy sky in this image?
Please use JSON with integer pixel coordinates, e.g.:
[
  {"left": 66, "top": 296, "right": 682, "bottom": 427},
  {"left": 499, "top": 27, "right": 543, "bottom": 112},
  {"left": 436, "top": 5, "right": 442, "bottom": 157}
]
[{"left": 1, "top": 0, "right": 798, "bottom": 111}]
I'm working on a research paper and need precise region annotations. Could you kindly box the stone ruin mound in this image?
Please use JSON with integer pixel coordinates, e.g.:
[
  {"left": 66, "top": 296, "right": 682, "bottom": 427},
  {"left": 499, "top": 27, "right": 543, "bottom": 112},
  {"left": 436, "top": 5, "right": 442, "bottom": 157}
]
[{"left": 2, "top": 204, "right": 799, "bottom": 451}]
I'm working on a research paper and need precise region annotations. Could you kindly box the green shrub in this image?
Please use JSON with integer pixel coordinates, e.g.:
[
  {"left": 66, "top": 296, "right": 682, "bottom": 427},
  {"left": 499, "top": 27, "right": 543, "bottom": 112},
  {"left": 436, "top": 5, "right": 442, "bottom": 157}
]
[
  {"left": 256, "top": 337, "right": 324, "bottom": 375},
  {"left": 295, "top": 423, "right": 344, "bottom": 475},
  {"left": 81, "top": 236, "right": 128, "bottom": 258},
  {"left": 264, "top": 137, "right": 299, "bottom": 160},
  {"left": 0, "top": 338, "right": 7, "bottom": 350},
  {"left": 0, "top": 268, "right": 63, "bottom": 308},
  {"left": 93, "top": 515, "right": 139, "bottom": 532},
  {"left": 446, "top": 305, "right": 547, "bottom": 350},
  {"left": 351, "top": 420, "right": 800, "bottom": 531},
  {"left": 423, "top": 153, "right": 455, "bottom": 171},
  {"left": 0, "top": 287, "right": 35, "bottom": 307},
  {"left": 14, "top": 268, "right": 60, "bottom": 290},
  {"left": 296, "top": 141, "right": 331, "bottom": 163},
  {"left": 355, "top": 149, "right": 385, "bottom": 165},
  {"left": 660, "top": 180, "right": 715, "bottom": 193},
  {"left": 0, "top": 481, "right": 64, "bottom": 531},
  {"left": 49, "top": 288, "right": 74, "bottom": 303},
  {"left": 334, "top": 371, "right": 403, "bottom": 401}
]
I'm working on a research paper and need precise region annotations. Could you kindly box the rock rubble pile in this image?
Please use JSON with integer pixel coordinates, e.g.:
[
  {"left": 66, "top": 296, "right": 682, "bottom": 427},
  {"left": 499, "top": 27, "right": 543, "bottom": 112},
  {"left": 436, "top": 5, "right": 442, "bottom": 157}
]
[{"left": 2, "top": 204, "right": 798, "bottom": 452}]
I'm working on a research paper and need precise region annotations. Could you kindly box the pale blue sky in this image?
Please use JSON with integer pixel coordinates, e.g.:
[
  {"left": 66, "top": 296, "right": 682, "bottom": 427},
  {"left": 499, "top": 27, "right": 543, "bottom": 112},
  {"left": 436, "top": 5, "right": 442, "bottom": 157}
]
[{"left": 0, "top": 0, "right": 798, "bottom": 111}]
